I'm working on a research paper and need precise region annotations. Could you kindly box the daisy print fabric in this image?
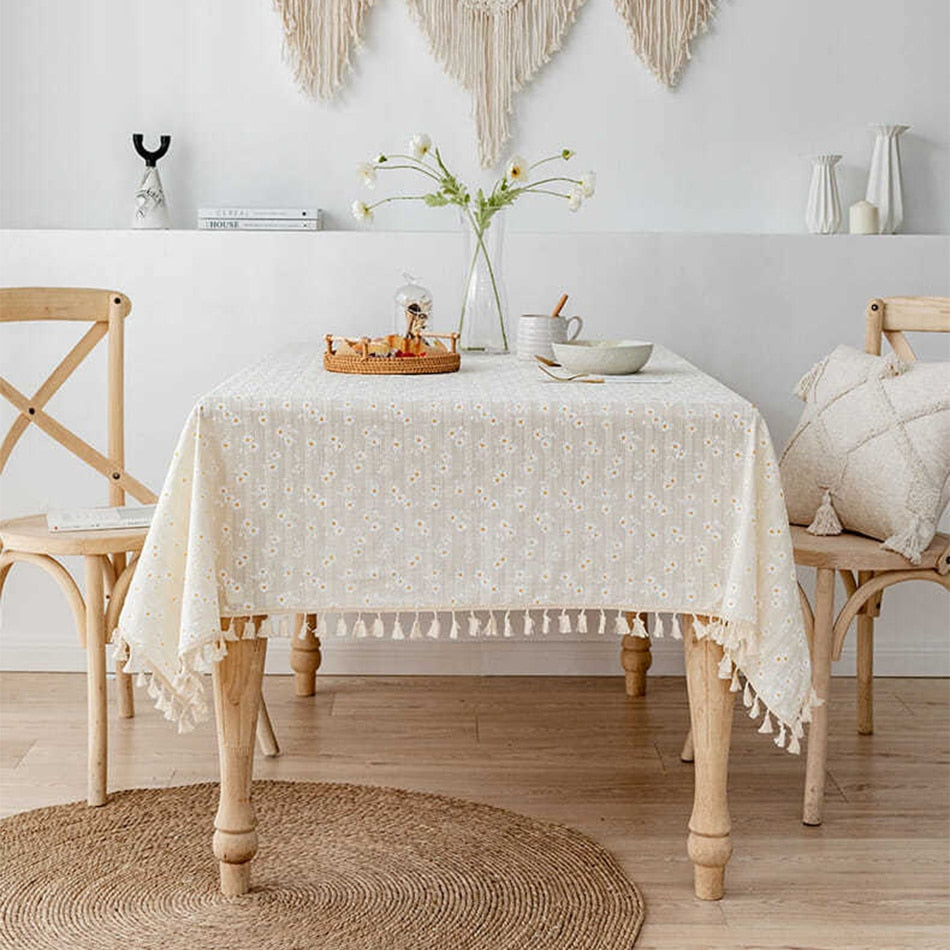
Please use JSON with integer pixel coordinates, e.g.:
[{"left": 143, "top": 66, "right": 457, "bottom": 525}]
[{"left": 118, "top": 348, "right": 812, "bottom": 744}]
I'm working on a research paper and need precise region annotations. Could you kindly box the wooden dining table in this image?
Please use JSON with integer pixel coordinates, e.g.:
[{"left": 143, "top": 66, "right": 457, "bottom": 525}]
[{"left": 117, "top": 347, "right": 813, "bottom": 901}]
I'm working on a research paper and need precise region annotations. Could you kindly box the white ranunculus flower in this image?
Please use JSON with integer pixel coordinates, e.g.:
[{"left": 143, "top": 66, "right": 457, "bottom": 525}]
[
  {"left": 506, "top": 155, "right": 528, "bottom": 182},
  {"left": 567, "top": 186, "right": 584, "bottom": 212},
  {"left": 351, "top": 200, "right": 374, "bottom": 223},
  {"left": 410, "top": 134, "right": 432, "bottom": 160},
  {"left": 580, "top": 171, "right": 596, "bottom": 198},
  {"left": 357, "top": 162, "right": 377, "bottom": 189}
]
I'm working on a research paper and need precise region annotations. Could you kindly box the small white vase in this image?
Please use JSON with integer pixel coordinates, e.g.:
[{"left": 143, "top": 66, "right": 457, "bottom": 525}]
[
  {"left": 133, "top": 165, "right": 169, "bottom": 229},
  {"left": 865, "top": 124, "right": 910, "bottom": 234},
  {"left": 805, "top": 154, "right": 842, "bottom": 235}
]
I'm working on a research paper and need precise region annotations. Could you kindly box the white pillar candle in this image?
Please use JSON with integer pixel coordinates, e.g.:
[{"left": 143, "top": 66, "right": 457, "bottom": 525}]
[{"left": 849, "top": 200, "right": 879, "bottom": 235}]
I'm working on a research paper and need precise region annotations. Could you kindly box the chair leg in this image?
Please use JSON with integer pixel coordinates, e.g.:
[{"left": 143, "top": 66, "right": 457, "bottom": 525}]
[
  {"left": 803, "top": 567, "right": 835, "bottom": 826},
  {"left": 856, "top": 576, "right": 874, "bottom": 735},
  {"left": 680, "top": 729, "right": 694, "bottom": 763},
  {"left": 84, "top": 555, "right": 108, "bottom": 807},
  {"left": 256, "top": 699, "right": 280, "bottom": 757}
]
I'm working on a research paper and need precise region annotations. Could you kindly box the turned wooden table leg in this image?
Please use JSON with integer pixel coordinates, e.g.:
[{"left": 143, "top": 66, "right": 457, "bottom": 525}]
[
  {"left": 683, "top": 615, "right": 735, "bottom": 900},
  {"left": 212, "top": 623, "right": 267, "bottom": 896},
  {"left": 621, "top": 613, "right": 651, "bottom": 697},
  {"left": 290, "top": 613, "right": 321, "bottom": 697},
  {"left": 84, "top": 555, "right": 108, "bottom": 807}
]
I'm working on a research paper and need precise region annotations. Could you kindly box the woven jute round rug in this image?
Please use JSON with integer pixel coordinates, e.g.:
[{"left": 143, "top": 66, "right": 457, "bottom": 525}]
[{"left": 0, "top": 781, "right": 644, "bottom": 950}]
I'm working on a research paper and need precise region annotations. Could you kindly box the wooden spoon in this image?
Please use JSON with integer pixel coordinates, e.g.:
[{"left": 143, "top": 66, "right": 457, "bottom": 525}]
[{"left": 551, "top": 293, "right": 568, "bottom": 318}]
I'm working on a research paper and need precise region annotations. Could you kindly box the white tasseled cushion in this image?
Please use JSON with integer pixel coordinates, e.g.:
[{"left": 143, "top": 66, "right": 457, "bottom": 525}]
[{"left": 780, "top": 345, "right": 950, "bottom": 563}]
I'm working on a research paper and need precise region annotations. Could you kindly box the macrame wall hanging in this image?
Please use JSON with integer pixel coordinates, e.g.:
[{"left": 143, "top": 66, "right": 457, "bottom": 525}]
[
  {"left": 275, "top": 0, "right": 376, "bottom": 100},
  {"left": 405, "top": 0, "right": 586, "bottom": 167},
  {"left": 273, "top": 0, "right": 715, "bottom": 165},
  {"left": 614, "top": 0, "right": 716, "bottom": 87}
]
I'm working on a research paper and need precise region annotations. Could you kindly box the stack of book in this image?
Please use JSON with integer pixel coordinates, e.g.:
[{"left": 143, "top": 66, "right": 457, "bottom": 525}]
[{"left": 197, "top": 208, "right": 323, "bottom": 231}]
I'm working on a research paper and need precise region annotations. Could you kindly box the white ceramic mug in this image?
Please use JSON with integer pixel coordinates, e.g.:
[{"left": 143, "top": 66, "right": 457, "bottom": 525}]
[{"left": 516, "top": 313, "right": 584, "bottom": 361}]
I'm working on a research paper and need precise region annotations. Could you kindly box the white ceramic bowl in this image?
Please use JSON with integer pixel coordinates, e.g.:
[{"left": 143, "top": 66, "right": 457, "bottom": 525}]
[{"left": 551, "top": 340, "right": 653, "bottom": 375}]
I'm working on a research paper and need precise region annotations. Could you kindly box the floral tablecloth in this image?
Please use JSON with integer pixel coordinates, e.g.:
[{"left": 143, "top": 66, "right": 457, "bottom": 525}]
[{"left": 118, "top": 348, "right": 813, "bottom": 747}]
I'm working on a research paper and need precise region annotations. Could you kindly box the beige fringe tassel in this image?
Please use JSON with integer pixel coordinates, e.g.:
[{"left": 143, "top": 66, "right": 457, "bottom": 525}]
[
  {"left": 406, "top": 0, "right": 587, "bottom": 167},
  {"left": 615, "top": 0, "right": 716, "bottom": 87},
  {"left": 274, "top": 0, "right": 375, "bottom": 100}
]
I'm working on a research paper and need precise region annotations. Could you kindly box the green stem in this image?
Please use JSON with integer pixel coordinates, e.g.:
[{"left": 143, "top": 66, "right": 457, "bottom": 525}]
[
  {"left": 367, "top": 195, "right": 430, "bottom": 210},
  {"left": 376, "top": 162, "right": 443, "bottom": 183},
  {"left": 461, "top": 209, "right": 507, "bottom": 351}
]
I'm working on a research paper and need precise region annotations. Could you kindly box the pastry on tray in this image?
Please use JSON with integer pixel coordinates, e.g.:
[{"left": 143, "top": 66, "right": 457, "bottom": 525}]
[{"left": 324, "top": 306, "right": 460, "bottom": 375}]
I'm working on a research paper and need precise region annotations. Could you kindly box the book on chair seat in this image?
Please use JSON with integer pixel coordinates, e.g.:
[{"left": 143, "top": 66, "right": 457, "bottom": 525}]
[{"left": 46, "top": 505, "right": 157, "bottom": 532}]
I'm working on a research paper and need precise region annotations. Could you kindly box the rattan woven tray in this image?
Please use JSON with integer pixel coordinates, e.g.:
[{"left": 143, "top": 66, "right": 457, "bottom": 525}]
[{"left": 324, "top": 334, "right": 460, "bottom": 375}]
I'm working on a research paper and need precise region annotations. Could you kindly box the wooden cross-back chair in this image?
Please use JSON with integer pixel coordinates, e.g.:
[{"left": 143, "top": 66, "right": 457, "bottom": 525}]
[
  {"left": 793, "top": 296, "right": 950, "bottom": 826},
  {"left": 0, "top": 288, "right": 279, "bottom": 806}
]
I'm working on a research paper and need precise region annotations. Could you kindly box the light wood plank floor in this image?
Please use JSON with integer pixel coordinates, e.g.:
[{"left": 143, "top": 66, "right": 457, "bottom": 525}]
[{"left": 1, "top": 672, "right": 948, "bottom": 949}]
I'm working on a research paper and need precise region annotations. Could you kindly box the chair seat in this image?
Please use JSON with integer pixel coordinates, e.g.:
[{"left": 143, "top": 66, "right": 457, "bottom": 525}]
[
  {"left": 0, "top": 514, "right": 148, "bottom": 556},
  {"left": 791, "top": 524, "right": 950, "bottom": 572}
]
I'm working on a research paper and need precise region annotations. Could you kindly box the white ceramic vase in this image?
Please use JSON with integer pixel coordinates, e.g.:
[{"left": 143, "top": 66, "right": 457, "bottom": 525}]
[
  {"left": 865, "top": 124, "right": 910, "bottom": 234},
  {"left": 805, "top": 154, "right": 842, "bottom": 235},
  {"left": 133, "top": 166, "right": 169, "bottom": 229}
]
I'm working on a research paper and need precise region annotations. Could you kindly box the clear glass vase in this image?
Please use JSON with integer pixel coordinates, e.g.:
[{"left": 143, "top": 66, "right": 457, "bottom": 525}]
[{"left": 458, "top": 212, "right": 509, "bottom": 353}]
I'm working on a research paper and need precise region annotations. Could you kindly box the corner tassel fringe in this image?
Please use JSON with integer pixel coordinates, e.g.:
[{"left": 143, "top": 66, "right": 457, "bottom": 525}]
[
  {"left": 449, "top": 615, "right": 460, "bottom": 639},
  {"left": 353, "top": 616, "right": 368, "bottom": 639},
  {"left": 542, "top": 610, "right": 551, "bottom": 635},
  {"left": 468, "top": 612, "right": 480, "bottom": 638},
  {"left": 504, "top": 611, "right": 513, "bottom": 638},
  {"left": 631, "top": 614, "right": 648, "bottom": 639},
  {"left": 807, "top": 488, "right": 843, "bottom": 536},
  {"left": 335, "top": 616, "right": 348, "bottom": 638},
  {"left": 598, "top": 609, "right": 607, "bottom": 635},
  {"left": 523, "top": 610, "right": 534, "bottom": 636},
  {"left": 485, "top": 613, "right": 498, "bottom": 637},
  {"left": 392, "top": 616, "right": 405, "bottom": 640},
  {"left": 654, "top": 614, "right": 665, "bottom": 639},
  {"left": 372, "top": 614, "right": 384, "bottom": 638},
  {"left": 559, "top": 609, "right": 572, "bottom": 634},
  {"left": 427, "top": 613, "right": 441, "bottom": 639},
  {"left": 576, "top": 610, "right": 587, "bottom": 633},
  {"left": 409, "top": 614, "right": 423, "bottom": 640},
  {"left": 614, "top": 610, "right": 628, "bottom": 636}
]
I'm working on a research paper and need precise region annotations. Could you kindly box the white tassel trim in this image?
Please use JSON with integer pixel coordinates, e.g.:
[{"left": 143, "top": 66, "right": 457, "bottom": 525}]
[
  {"left": 113, "top": 605, "right": 818, "bottom": 754},
  {"left": 559, "top": 609, "right": 572, "bottom": 634}
]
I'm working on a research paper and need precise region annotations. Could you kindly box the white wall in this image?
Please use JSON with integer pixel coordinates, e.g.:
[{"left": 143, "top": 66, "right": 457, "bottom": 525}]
[
  {"left": 1, "top": 1, "right": 948, "bottom": 234},
  {"left": 1, "top": 230, "right": 947, "bottom": 677}
]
